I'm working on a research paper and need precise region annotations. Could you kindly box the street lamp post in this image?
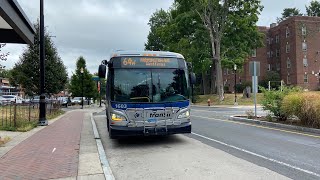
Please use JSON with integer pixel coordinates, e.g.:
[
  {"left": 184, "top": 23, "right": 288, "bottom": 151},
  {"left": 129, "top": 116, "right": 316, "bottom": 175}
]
[
  {"left": 38, "top": 0, "right": 48, "bottom": 125},
  {"left": 80, "top": 67, "right": 84, "bottom": 109},
  {"left": 234, "top": 64, "right": 238, "bottom": 105}
]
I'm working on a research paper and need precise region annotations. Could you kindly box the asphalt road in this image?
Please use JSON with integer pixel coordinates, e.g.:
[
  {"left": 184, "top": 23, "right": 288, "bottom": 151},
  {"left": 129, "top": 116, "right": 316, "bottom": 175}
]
[
  {"left": 189, "top": 105, "right": 320, "bottom": 180},
  {"left": 93, "top": 106, "right": 320, "bottom": 180}
]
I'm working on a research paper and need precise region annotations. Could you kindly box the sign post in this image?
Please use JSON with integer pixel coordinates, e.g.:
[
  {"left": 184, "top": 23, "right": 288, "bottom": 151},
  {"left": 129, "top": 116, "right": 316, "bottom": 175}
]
[
  {"left": 249, "top": 61, "right": 260, "bottom": 118},
  {"left": 92, "top": 76, "right": 101, "bottom": 106}
]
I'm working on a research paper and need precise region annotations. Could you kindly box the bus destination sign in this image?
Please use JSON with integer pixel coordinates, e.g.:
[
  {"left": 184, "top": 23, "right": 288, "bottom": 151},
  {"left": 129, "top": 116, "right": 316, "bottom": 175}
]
[{"left": 120, "top": 57, "right": 179, "bottom": 68}]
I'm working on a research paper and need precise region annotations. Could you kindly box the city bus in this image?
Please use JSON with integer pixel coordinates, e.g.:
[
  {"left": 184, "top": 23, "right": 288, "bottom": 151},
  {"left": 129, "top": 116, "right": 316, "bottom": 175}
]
[{"left": 98, "top": 51, "right": 196, "bottom": 139}]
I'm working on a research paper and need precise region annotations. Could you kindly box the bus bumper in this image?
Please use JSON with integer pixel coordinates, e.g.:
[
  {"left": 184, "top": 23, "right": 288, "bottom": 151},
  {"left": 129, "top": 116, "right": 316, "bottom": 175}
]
[{"left": 109, "top": 122, "right": 191, "bottom": 138}]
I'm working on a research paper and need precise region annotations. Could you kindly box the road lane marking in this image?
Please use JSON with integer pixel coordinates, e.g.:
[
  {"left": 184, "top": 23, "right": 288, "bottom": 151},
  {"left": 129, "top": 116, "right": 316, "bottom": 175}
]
[
  {"left": 191, "top": 132, "right": 320, "bottom": 178},
  {"left": 192, "top": 115, "right": 320, "bottom": 139},
  {"left": 52, "top": 148, "right": 56, "bottom": 153}
]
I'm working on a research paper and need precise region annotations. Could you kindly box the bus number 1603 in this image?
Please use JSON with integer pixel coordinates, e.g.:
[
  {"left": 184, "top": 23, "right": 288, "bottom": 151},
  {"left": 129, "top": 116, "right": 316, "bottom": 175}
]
[{"left": 115, "top": 104, "right": 127, "bottom": 109}]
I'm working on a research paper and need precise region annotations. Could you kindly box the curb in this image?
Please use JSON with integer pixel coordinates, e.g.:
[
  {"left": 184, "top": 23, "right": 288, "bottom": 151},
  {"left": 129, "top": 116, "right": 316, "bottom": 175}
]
[
  {"left": 229, "top": 116, "right": 320, "bottom": 135},
  {"left": 90, "top": 113, "right": 115, "bottom": 180}
]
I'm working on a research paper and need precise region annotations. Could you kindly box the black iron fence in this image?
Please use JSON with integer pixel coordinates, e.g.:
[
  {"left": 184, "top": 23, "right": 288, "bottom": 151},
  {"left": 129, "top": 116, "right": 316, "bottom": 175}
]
[{"left": 0, "top": 101, "right": 62, "bottom": 129}]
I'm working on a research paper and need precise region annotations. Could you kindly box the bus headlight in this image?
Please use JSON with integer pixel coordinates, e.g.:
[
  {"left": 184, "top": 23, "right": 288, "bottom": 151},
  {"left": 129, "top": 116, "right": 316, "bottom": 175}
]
[
  {"left": 111, "top": 113, "right": 126, "bottom": 121},
  {"left": 178, "top": 110, "right": 190, "bottom": 119}
]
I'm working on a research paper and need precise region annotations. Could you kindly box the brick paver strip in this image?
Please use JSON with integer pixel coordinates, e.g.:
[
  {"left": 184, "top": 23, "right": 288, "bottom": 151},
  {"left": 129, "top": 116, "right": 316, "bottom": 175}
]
[{"left": 0, "top": 111, "right": 84, "bottom": 180}]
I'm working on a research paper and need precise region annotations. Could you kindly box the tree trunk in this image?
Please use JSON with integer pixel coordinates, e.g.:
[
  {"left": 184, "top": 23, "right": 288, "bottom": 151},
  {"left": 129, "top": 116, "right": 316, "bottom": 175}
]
[
  {"left": 208, "top": 29, "right": 217, "bottom": 95},
  {"left": 215, "top": 41, "right": 224, "bottom": 101},
  {"left": 202, "top": 72, "right": 207, "bottom": 95},
  {"left": 210, "top": 65, "right": 216, "bottom": 94}
]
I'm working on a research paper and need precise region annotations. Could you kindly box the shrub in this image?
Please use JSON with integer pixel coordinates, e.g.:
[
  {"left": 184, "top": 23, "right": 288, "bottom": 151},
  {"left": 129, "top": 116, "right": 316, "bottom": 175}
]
[
  {"left": 245, "top": 109, "right": 254, "bottom": 119},
  {"left": 281, "top": 93, "right": 303, "bottom": 117},
  {"left": 282, "top": 92, "right": 320, "bottom": 128},
  {"left": 260, "top": 86, "right": 301, "bottom": 121}
]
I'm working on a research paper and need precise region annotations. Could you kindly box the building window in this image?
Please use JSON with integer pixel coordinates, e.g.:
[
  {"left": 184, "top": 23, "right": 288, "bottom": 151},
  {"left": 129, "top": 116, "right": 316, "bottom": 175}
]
[
  {"left": 302, "top": 26, "right": 307, "bottom": 36},
  {"left": 286, "top": 27, "right": 290, "bottom": 38},
  {"left": 252, "top": 49, "right": 257, "bottom": 57},
  {"left": 276, "top": 35, "right": 279, "bottom": 43},
  {"left": 267, "top": 51, "right": 270, "bottom": 58},
  {"left": 276, "top": 63, "right": 280, "bottom": 71},
  {"left": 303, "top": 56, "right": 308, "bottom": 67},
  {"left": 286, "top": 42, "right": 290, "bottom": 53},
  {"left": 287, "top": 74, "right": 291, "bottom": 84},
  {"left": 287, "top": 58, "right": 291, "bottom": 68},
  {"left": 271, "top": 51, "right": 273, "bottom": 57},
  {"left": 267, "top": 64, "right": 271, "bottom": 71},
  {"left": 304, "top": 74, "right": 308, "bottom": 83},
  {"left": 302, "top": 40, "right": 307, "bottom": 51},
  {"left": 276, "top": 49, "right": 280, "bottom": 57}
]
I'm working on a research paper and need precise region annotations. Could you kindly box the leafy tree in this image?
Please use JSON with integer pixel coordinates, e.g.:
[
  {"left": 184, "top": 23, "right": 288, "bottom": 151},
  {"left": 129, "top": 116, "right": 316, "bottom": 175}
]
[
  {"left": 0, "top": 44, "right": 9, "bottom": 69},
  {"left": 145, "top": 9, "right": 170, "bottom": 51},
  {"left": 145, "top": 1, "right": 263, "bottom": 97},
  {"left": 306, "top": 0, "right": 320, "bottom": 16},
  {"left": 69, "top": 56, "right": 98, "bottom": 99},
  {"left": 0, "top": 69, "right": 12, "bottom": 78},
  {"left": 10, "top": 22, "right": 68, "bottom": 96},
  {"left": 195, "top": 0, "right": 263, "bottom": 100},
  {"left": 145, "top": 1, "right": 213, "bottom": 94},
  {"left": 277, "top": 8, "right": 302, "bottom": 23},
  {"left": 259, "top": 71, "right": 281, "bottom": 89}
]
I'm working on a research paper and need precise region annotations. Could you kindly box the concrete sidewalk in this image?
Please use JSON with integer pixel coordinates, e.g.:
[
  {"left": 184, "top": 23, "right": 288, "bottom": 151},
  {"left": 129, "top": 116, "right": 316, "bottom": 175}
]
[{"left": 0, "top": 106, "right": 106, "bottom": 180}]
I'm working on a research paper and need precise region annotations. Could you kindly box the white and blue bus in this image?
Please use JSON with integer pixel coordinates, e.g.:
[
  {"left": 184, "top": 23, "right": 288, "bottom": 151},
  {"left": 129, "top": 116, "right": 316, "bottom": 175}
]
[{"left": 98, "top": 51, "right": 196, "bottom": 139}]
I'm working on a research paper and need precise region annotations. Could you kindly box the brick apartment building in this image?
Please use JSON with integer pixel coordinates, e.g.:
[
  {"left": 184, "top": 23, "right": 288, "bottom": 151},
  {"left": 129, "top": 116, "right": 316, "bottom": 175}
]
[{"left": 224, "top": 16, "right": 320, "bottom": 92}]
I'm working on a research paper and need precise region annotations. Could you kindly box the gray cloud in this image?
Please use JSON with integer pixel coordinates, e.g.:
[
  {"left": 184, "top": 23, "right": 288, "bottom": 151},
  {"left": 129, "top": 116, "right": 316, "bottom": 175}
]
[{"left": 2, "top": 0, "right": 314, "bottom": 76}]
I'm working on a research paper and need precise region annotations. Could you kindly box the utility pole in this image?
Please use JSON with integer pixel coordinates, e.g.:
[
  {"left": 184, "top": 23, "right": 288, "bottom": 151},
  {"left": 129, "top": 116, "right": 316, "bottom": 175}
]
[{"left": 38, "top": 0, "right": 48, "bottom": 126}]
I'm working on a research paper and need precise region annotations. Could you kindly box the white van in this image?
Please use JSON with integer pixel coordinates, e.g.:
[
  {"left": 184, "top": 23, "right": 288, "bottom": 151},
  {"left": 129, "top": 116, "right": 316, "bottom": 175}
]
[{"left": 2, "top": 95, "right": 23, "bottom": 104}]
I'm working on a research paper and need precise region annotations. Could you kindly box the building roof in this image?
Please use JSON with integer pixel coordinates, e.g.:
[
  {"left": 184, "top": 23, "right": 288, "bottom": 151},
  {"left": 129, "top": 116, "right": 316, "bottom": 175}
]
[{"left": 0, "top": 0, "right": 35, "bottom": 44}]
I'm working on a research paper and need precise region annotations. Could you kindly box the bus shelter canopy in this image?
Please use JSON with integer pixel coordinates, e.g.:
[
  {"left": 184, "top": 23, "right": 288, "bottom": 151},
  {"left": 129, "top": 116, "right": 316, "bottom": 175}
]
[{"left": 0, "top": 0, "right": 35, "bottom": 44}]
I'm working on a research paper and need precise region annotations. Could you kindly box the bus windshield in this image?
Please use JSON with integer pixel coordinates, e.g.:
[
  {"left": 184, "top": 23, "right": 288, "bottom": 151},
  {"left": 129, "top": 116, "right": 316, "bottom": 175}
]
[{"left": 112, "top": 69, "right": 189, "bottom": 103}]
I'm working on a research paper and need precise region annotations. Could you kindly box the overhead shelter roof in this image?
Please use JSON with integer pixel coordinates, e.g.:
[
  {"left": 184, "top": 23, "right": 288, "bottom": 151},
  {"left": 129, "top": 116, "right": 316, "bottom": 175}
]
[{"left": 0, "top": 0, "right": 35, "bottom": 44}]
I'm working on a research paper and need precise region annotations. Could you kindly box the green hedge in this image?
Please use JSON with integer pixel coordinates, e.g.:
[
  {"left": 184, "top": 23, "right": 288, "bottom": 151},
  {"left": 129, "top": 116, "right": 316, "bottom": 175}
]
[{"left": 281, "top": 92, "right": 320, "bottom": 128}]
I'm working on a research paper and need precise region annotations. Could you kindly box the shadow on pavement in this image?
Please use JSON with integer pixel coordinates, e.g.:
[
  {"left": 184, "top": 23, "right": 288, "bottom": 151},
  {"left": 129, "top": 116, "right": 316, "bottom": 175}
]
[{"left": 112, "top": 134, "right": 187, "bottom": 148}]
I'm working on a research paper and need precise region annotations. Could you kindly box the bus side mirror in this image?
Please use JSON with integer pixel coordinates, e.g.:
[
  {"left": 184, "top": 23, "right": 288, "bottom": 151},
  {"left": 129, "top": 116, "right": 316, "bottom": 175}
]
[
  {"left": 102, "top": 60, "right": 108, "bottom": 65},
  {"left": 190, "top": 73, "right": 196, "bottom": 85},
  {"left": 98, "top": 65, "right": 106, "bottom": 78}
]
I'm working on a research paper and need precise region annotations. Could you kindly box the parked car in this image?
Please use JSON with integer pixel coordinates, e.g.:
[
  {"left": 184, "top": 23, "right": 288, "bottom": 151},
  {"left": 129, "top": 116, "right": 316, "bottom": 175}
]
[
  {"left": 2, "top": 95, "right": 23, "bottom": 104},
  {"left": 0, "top": 96, "right": 10, "bottom": 105},
  {"left": 57, "top": 97, "right": 71, "bottom": 107},
  {"left": 71, "top": 97, "right": 83, "bottom": 105},
  {"left": 23, "top": 98, "right": 31, "bottom": 103},
  {"left": 30, "top": 95, "right": 50, "bottom": 103}
]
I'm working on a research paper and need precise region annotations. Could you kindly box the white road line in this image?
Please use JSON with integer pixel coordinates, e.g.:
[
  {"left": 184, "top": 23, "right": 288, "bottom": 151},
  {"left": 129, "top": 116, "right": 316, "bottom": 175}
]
[
  {"left": 191, "top": 132, "right": 320, "bottom": 178},
  {"left": 52, "top": 148, "right": 56, "bottom": 153},
  {"left": 91, "top": 114, "right": 115, "bottom": 180}
]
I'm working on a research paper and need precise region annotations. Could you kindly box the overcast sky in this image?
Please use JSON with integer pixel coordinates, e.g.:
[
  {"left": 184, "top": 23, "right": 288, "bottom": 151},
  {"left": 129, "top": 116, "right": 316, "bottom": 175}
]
[{"left": 2, "top": 0, "right": 314, "bottom": 76}]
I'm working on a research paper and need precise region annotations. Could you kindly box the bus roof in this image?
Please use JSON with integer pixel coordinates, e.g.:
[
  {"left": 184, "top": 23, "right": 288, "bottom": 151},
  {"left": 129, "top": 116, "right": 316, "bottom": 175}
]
[{"left": 111, "top": 50, "right": 185, "bottom": 59}]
